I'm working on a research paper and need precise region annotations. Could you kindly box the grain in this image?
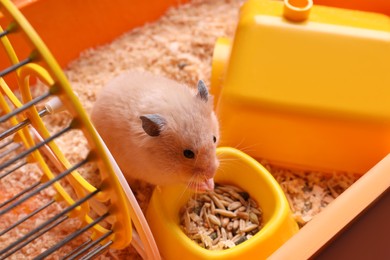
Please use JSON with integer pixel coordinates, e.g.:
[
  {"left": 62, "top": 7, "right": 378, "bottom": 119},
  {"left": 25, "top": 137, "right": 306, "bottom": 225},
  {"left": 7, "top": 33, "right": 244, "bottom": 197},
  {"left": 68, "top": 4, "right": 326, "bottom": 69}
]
[
  {"left": 211, "top": 194, "right": 226, "bottom": 210},
  {"left": 237, "top": 211, "right": 249, "bottom": 220},
  {"left": 208, "top": 214, "right": 222, "bottom": 227},
  {"left": 180, "top": 183, "right": 263, "bottom": 250},
  {"left": 227, "top": 201, "right": 242, "bottom": 211},
  {"left": 214, "top": 209, "right": 237, "bottom": 218}
]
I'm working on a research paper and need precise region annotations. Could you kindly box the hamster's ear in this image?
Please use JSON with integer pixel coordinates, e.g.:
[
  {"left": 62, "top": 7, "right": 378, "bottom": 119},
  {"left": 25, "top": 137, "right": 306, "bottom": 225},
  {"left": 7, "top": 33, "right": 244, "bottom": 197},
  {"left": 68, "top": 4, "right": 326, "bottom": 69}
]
[
  {"left": 140, "top": 114, "right": 166, "bottom": 137},
  {"left": 196, "top": 80, "right": 208, "bottom": 102}
]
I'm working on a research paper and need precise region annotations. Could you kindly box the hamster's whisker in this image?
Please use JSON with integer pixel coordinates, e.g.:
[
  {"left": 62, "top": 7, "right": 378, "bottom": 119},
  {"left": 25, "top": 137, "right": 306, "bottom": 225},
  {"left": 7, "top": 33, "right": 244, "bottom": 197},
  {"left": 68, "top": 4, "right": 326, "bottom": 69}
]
[
  {"left": 232, "top": 140, "right": 261, "bottom": 155},
  {"left": 217, "top": 157, "right": 238, "bottom": 162},
  {"left": 174, "top": 176, "right": 197, "bottom": 205},
  {"left": 192, "top": 176, "right": 203, "bottom": 194},
  {"left": 232, "top": 137, "right": 246, "bottom": 150},
  {"left": 218, "top": 159, "right": 241, "bottom": 173},
  {"left": 218, "top": 158, "right": 240, "bottom": 166},
  {"left": 176, "top": 185, "right": 190, "bottom": 203}
]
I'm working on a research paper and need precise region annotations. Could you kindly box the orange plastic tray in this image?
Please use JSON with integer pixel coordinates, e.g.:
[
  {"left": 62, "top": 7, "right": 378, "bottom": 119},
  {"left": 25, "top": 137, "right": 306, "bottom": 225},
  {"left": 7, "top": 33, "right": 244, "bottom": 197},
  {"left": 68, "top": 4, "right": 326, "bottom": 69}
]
[{"left": 0, "top": 0, "right": 187, "bottom": 68}]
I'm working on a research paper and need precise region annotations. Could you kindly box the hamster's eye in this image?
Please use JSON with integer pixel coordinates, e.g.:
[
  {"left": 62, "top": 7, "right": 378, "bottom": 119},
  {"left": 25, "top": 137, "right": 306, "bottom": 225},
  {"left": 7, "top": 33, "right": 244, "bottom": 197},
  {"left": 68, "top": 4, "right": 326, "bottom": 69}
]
[
  {"left": 183, "top": 149, "right": 195, "bottom": 159},
  {"left": 213, "top": 136, "right": 217, "bottom": 143}
]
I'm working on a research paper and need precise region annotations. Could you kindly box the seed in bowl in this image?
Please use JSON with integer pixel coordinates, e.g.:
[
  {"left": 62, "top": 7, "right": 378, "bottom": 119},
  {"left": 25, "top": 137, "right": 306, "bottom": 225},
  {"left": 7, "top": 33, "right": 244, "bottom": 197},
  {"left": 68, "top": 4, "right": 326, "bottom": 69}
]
[{"left": 179, "top": 183, "right": 263, "bottom": 250}]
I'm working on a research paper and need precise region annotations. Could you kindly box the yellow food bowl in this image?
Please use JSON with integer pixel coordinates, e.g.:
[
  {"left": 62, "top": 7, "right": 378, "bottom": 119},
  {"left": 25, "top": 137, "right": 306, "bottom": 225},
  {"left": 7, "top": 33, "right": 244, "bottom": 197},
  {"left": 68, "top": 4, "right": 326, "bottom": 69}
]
[{"left": 146, "top": 147, "right": 298, "bottom": 259}]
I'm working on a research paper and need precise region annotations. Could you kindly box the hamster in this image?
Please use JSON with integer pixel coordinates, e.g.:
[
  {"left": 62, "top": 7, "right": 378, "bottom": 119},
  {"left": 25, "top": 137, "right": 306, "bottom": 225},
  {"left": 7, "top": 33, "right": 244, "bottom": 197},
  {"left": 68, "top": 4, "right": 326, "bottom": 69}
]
[{"left": 91, "top": 71, "right": 220, "bottom": 192}]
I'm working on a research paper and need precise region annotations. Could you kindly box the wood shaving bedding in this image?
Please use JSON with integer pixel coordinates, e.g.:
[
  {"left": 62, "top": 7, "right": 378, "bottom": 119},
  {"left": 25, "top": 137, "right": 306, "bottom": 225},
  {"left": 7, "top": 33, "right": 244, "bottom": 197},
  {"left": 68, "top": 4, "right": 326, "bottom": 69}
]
[
  {"left": 1, "top": 0, "right": 361, "bottom": 259},
  {"left": 261, "top": 161, "right": 361, "bottom": 227}
]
